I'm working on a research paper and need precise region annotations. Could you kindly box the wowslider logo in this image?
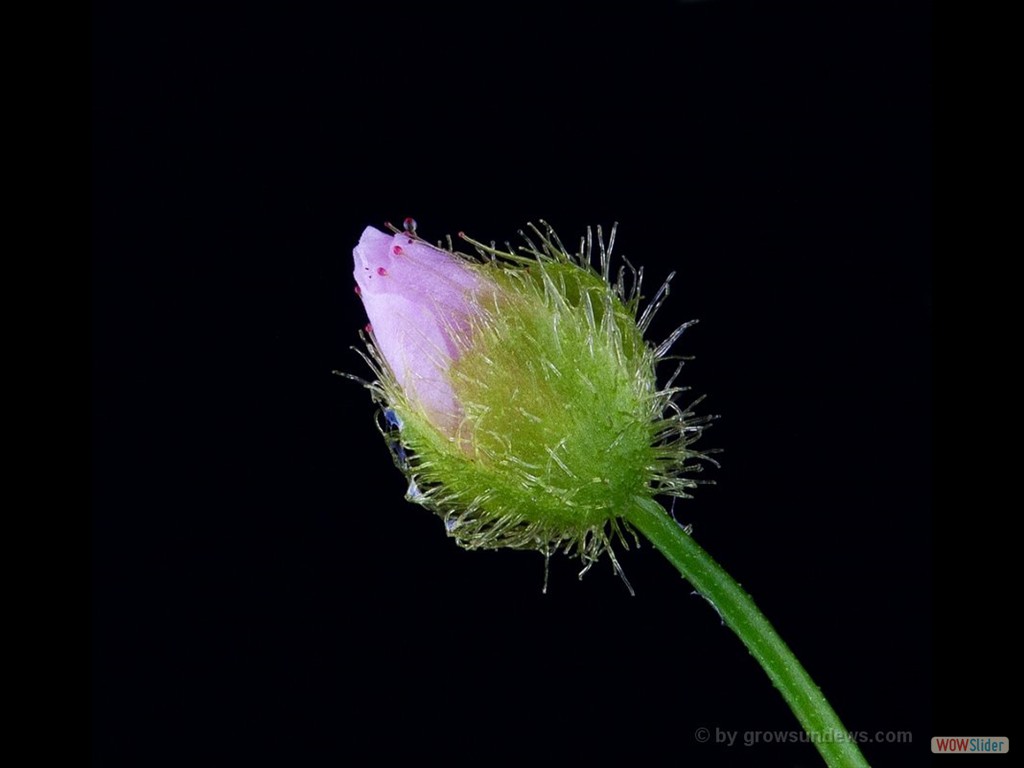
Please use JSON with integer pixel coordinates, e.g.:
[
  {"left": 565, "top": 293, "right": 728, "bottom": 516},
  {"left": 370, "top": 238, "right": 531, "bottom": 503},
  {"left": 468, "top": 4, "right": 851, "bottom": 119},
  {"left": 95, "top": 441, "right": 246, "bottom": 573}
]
[{"left": 931, "top": 737, "right": 1009, "bottom": 754}]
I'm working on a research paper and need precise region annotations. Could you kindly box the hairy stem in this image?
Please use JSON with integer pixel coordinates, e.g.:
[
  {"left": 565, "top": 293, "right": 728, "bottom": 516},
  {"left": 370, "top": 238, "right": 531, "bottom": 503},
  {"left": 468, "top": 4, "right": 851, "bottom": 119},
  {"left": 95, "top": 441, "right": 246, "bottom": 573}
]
[{"left": 626, "top": 496, "right": 870, "bottom": 768}]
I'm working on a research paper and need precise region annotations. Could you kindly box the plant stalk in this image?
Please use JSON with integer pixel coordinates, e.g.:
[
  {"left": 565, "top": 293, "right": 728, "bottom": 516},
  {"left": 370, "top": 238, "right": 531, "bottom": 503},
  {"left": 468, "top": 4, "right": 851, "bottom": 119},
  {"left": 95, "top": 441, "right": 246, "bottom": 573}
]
[{"left": 626, "top": 496, "right": 870, "bottom": 768}]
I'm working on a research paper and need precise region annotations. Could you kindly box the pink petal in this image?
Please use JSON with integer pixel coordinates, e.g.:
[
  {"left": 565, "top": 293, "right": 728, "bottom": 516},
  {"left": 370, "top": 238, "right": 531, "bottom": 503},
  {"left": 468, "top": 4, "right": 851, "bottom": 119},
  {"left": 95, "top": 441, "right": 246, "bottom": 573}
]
[{"left": 353, "top": 226, "right": 488, "bottom": 434}]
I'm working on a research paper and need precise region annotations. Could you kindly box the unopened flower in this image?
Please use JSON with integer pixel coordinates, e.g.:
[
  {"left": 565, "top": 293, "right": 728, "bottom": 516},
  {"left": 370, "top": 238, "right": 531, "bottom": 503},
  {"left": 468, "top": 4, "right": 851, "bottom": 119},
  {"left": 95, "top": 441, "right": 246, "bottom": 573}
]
[
  {"left": 350, "top": 221, "right": 711, "bottom": 580},
  {"left": 349, "top": 222, "right": 875, "bottom": 766}
]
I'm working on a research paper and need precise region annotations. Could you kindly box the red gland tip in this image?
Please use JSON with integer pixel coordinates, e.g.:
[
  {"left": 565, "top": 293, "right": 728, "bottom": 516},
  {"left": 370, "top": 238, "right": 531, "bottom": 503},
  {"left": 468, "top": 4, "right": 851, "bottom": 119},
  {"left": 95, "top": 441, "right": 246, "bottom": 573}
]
[
  {"left": 377, "top": 266, "right": 388, "bottom": 276},
  {"left": 392, "top": 245, "right": 404, "bottom": 255}
]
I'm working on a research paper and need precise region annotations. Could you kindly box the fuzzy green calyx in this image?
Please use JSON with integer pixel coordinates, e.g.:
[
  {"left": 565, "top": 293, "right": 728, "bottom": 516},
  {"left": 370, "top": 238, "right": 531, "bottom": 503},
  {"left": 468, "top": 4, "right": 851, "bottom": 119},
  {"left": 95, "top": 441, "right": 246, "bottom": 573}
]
[
  {"left": 449, "top": 262, "right": 654, "bottom": 524},
  {"left": 354, "top": 222, "right": 710, "bottom": 573}
]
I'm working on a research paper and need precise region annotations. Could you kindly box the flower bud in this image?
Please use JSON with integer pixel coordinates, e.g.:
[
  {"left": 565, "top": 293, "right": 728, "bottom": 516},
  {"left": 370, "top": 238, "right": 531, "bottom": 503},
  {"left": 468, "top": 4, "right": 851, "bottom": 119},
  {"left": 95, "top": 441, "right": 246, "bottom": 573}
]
[{"left": 351, "top": 222, "right": 711, "bottom": 575}]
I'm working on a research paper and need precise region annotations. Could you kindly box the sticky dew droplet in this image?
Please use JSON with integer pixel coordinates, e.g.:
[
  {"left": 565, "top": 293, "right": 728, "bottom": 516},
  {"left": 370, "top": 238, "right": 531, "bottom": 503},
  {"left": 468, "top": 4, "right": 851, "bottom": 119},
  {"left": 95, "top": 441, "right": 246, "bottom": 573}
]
[
  {"left": 384, "top": 408, "right": 403, "bottom": 430},
  {"left": 405, "top": 478, "right": 423, "bottom": 502}
]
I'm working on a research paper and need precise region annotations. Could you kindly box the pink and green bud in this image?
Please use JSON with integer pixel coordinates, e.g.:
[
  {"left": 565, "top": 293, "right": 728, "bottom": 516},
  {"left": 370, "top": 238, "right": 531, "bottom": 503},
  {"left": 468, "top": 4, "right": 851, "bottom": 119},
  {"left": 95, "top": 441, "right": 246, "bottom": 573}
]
[
  {"left": 351, "top": 223, "right": 871, "bottom": 767},
  {"left": 351, "top": 221, "right": 710, "bottom": 574}
]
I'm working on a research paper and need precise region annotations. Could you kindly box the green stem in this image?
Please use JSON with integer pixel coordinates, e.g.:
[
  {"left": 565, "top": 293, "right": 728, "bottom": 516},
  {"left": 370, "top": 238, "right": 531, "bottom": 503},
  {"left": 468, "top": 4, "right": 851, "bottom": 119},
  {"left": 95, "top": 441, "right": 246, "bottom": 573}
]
[{"left": 626, "top": 496, "right": 870, "bottom": 768}]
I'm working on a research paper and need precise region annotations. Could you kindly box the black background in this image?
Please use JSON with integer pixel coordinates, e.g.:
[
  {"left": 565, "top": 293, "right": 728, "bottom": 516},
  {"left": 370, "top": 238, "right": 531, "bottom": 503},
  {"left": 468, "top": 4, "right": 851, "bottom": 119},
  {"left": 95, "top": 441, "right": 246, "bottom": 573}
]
[{"left": 93, "top": 2, "right": 938, "bottom": 765}]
